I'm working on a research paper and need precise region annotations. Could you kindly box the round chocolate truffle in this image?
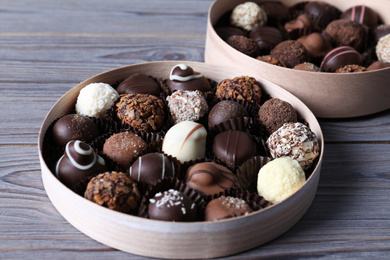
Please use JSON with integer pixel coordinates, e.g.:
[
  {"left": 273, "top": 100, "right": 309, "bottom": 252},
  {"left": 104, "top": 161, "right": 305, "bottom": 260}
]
[
  {"left": 230, "top": 2, "right": 267, "bottom": 31},
  {"left": 249, "top": 26, "right": 283, "bottom": 54},
  {"left": 55, "top": 140, "right": 107, "bottom": 193},
  {"left": 166, "top": 90, "right": 208, "bottom": 124},
  {"left": 213, "top": 130, "right": 258, "bottom": 167},
  {"left": 324, "top": 19, "right": 367, "bottom": 52},
  {"left": 226, "top": 35, "right": 261, "bottom": 58},
  {"left": 304, "top": 1, "right": 341, "bottom": 29},
  {"left": 260, "top": 1, "right": 289, "bottom": 26},
  {"left": 167, "top": 64, "right": 211, "bottom": 93},
  {"left": 85, "top": 171, "right": 141, "bottom": 213},
  {"left": 52, "top": 114, "right": 99, "bottom": 147},
  {"left": 148, "top": 189, "right": 197, "bottom": 222},
  {"left": 270, "top": 40, "right": 310, "bottom": 68},
  {"left": 293, "top": 62, "right": 321, "bottom": 72},
  {"left": 186, "top": 162, "right": 237, "bottom": 196},
  {"left": 116, "top": 73, "right": 161, "bottom": 96},
  {"left": 266, "top": 122, "right": 320, "bottom": 170},
  {"left": 103, "top": 131, "right": 147, "bottom": 169},
  {"left": 320, "top": 46, "right": 363, "bottom": 72},
  {"left": 335, "top": 64, "right": 367, "bottom": 73},
  {"left": 258, "top": 98, "right": 298, "bottom": 135},
  {"left": 215, "top": 26, "right": 246, "bottom": 41},
  {"left": 205, "top": 196, "right": 253, "bottom": 221},
  {"left": 374, "top": 24, "right": 390, "bottom": 43},
  {"left": 129, "top": 153, "right": 176, "bottom": 185},
  {"left": 297, "top": 32, "right": 332, "bottom": 58},
  {"left": 257, "top": 55, "right": 286, "bottom": 67},
  {"left": 341, "top": 5, "right": 379, "bottom": 28},
  {"left": 367, "top": 61, "right": 390, "bottom": 71},
  {"left": 208, "top": 100, "right": 248, "bottom": 129},
  {"left": 376, "top": 34, "right": 390, "bottom": 63},
  {"left": 215, "top": 76, "right": 262, "bottom": 105},
  {"left": 116, "top": 93, "right": 165, "bottom": 132}
]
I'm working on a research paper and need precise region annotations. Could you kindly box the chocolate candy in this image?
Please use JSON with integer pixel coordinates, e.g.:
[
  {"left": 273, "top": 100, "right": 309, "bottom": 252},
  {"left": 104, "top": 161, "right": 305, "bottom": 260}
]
[
  {"left": 52, "top": 114, "right": 99, "bottom": 147},
  {"left": 270, "top": 40, "right": 310, "bottom": 68},
  {"left": 293, "top": 62, "right": 321, "bottom": 72},
  {"left": 320, "top": 46, "right": 363, "bottom": 72},
  {"left": 341, "top": 5, "right": 379, "bottom": 28},
  {"left": 367, "top": 61, "right": 390, "bottom": 71},
  {"left": 226, "top": 35, "right": 261, "bottom": 58},
  {"left": 230, "top": 2, "right": 267, "bottom": 31},
  {"left": 129, "top": 153, "right": 176, "bottom": 185},
  {"left": 116, "top": 74, "right": 161, "bottom": 96},
  {"left": 162, "top": 121, "right": 207, "bottom": 163},
  {"left": 186, "top": 162, "right": 237, "bottom": 196},
  {"left": 215, "top": 76, "right": 262, "bottom": 105},
  {"left": 167, "top": 64, "right": 211, "bottom": 93},
  {"left": 284, "top": 14, "right": 312, "bottom": 32},
  {"left": 213, "top": 130, "right": 258, "bottom": 167},
  {"left": 374, "top": 24, "right": 390, "bottom": 43},
  {"left": 376, "top": 34, "right": 390, "bottom": 63},
  {"left": 304, "top": 1, "right": 341, "bottom": 29},
  {"left": 205, "top": 196, "right": 253, "bottom": 221},
  {"left": 56, "top": 140, "right": 107, "bottom": 192},
  {"left": 148, "top": 189, "right": 197, "bottom": 222},
  {"left": 260, "top": 1, "right": 289, "bottom": 26},
  {"left": 297, "top": 32, "right": 332, "bottom": 58},
  {"left": 215, "top": 26, "right": 246, "bottom": 41},
  {"left": 208, "top": 100, "right": 248, "bottom": 129},
  {"left": 249, "top": 26, "right": 283, "bottom": 54},
  {"left": 257, "top": 55, "right": 286, "bottom": 67},
  {"left": 335, "top": 65, "right": 367, "bottom": 73}
]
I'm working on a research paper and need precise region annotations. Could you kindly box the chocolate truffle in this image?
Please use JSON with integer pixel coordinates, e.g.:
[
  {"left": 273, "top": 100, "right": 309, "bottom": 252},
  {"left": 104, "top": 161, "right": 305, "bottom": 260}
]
[
  {"left": 215, "top": 26, "right": 246, "bottom": 41},
  {"left": 266, "top": 122, "right": 319, "bottom": 170},
  {"left": 260, "top": 1, "right": 289, "bottom": 26},
  {"left": 215, "top": 76, "right": 262, "bottom": 105},
  {"left": 376, "top": 34, "right": 390, "bottom": 63},
  {"left": 249, "top": 26, "right": 283, "bottom": 54},
  {"left": 284, "top": 14, "right": 312, "bottom": 33},
  {"left": 52, "top": 114, "right": 99, "bottom": 147},
  {"left": 335, "top": 64, "right": 367, "bottom": 73},
  {"left": 320, "top": 46, "right": 363, "bottom": 72},
  {"left": 84, "top": 171, "right": 141, "bottom": 213},
  {"left": 297, "top": 32, "right": 332, "bottom": 58},
  {"left": 162, "top": 121, "right": 207, "bottom": 163},
  {"left": 270, "top": 40, "right": 310, "bottom": 68},
  {"left": 367, "top": 61, "right": 390, "bottom": 71},
  {"left": 148, "top": 189, "right": 197, "bottom": 222},
  {"left": 186, "top": 162, "right": 237, "bottom": 196},
  {"left": 55, "top": 140, "right": 107, "bottom": 192},
  {"left": 293, "top": 62, "right": 321, "bottom": 72},
  {"left": 374, "top": 24, "right": 390, "bottom": 43},
  {"left": 213, "top": 130, "right": 258, "bottom": 167},
  {"left": 258, "top": 98, "right": 298, "bottom": 135},
  {"left": 166, "top": 90, "right": 209, "bottom": 124},
  {"left": 226, "top": 35, "right": 261, "bottom": 58},
  {"left": 116, "top": 93, "right": 165, "bottom": 132},
  {"left": 257, "top": 157, "right": 306, "bottom": 204},
  {"left": 116, "top": 73, "right": 161, "bottom": 96},
  {"left": 341, "top": 5, "right": 379, "bottom": 28},
  {"left": 75, "top": 82, "right": 119, "bottom": 118},
  {"left": 230, "top": 2, "right": 267, "bottom": 31},
  {"left": 324, "top": 19, "right": 367, "bottom": 52},
  {"left": 103, "top": 131, "right": 147, "bottom": 169},
  {"left": 208, "top": 100, "right": 248, "bottom": 129},
  {"left": 304, "top": 1, "right": 341, "bottom": 29},
  {"left": 167, "top": 64, "right": 211, "bottom": 93},
  {"left": 257, "top": 55, "right": 286, "bottom": 67},
  {"left": 205, "top": 196, "right": 253, "bottom": 221},
  {"left": 129, "top": 153, "right": 176, "bottom": 185}
]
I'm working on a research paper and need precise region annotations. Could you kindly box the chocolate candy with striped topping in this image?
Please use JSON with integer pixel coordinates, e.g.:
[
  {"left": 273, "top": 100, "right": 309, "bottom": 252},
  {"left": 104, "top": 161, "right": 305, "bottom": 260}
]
[
  {"left": 320, "top": 46, "right": 363, "bottom": 72},
  {"left": 341, "top": 5, "right": 379, "bottom": 28},
  {"left": 129, "top": 153, "right": 176, "bottom": 185},
  {"left": 166, "top": 64, "right": 211, "bottom": 93},
  {"left": 55, "top": 140, "right": 107, "bottom": 192}
]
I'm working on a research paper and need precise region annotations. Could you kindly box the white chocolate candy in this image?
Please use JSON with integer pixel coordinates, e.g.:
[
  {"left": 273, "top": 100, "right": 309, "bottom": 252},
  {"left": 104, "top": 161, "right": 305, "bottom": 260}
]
[{"left": 230, "top": 2, "right": 267, "bottom": 31}]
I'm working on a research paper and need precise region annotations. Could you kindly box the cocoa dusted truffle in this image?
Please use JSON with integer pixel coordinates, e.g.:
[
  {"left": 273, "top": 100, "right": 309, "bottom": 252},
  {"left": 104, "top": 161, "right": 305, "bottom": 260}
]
[
  {"left": 186, "top": 162, "right": 237, "bottom": 196},
  {"left": 166, "top": 90, "right": 209, "bottom": 124},
  {"left": 116, "top": 74, "right": 161, "bottom": 96},
  {"left": 304, "top": 1, "right": 341, "bottom": 29},
  {"left": 320, "top": 46, "right": 363, "bottom": 72},
  {"left": 258, "top": 98, "right": 298, "bottom": 135},
  {"left": 297, "top": 32, "right": 332, "bottom": 59},
  {"left": 208, "top": 100, "right": 248, "bottom": 129},
  {"left": 205, "top": 196, "right": 253, "bottom": 221},
  {"left": 52, "top": 114, "right": 99, "bottom": 147},
  {"left": 167, "top": 64, "right": 211, "bottom": 93},
  {"left": 341, "top": 5, "right": 379, "bottom": 28},
  {"left": 257, "top": 55, "right": 286, "bottom": 67},
  {"left": 116, "top": 93, "right": 165, "bottom": 132},
  {"left": 148, "top": 189, "right": 197, "bottom": 222},
  {"left": 230, "top": 2, "right": 267, "bottom": 31},
  {"left": 270, "top": 40, "right": 310, "bottom": 68},
  {"left": 293, "top": 62, "right": 321, "bottom": 72},
  {"left": 226, "top": 35, "right": 261, "bottom": 58},
  {"left": 249, "top": 26, "right": 283, "bottom": 54},
  {"left": 335, "top": 65, "right": 367, "bottom": 73},
  {"left": 84, "top": 171, "right": 141, "bottom": 214},
  {"left": 376, "top": 34, "right": 390, "bottom": 63},
  {"left": 215, "top": 76, "right": 262, "bottom": 105},
  {"left": 103, "top": 132, "right": 147, "bottom": 169}
]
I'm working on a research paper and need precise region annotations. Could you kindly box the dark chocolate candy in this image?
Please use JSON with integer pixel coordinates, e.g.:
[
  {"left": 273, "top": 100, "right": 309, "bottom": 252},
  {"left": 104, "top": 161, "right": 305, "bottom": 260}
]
[
  {"left": 320, "top": 46, "right": 363, "bottom": 72},
  {"left": 208, "top": 100, "right": 248, "bottom": 129},
  {"left": 226, "top": 35, "right": 261, "bottom": 58},
  {"left": 297, "top": 32, "right": 332, "bottom": 58},
  {"left": 213, "top": 130, "right": 258, "bottom": 167},
  {"left": 270, "top": 40, "right": 310, "bottom": 68},
  {"left": 167, "top": 64, "right": 211, "bottom": 93},
  {"left": 249, "top": 26, "right": 283, "bottom": 54},
  {"left": 215, "top": 26, "right": 246, "bottom": 41},
  {"left": 374, "top": 24, "right": 390, "bottom": 43},
  {"left": 341, "top": 5, "right": 379, "bottom": 28},
  {"left": 304, "top": 1, "right": 341, "bottom": 29},
  {"left": 116, "top": 73, "right": 161, "bottom": 96},
  {"left": 52, "top": 114, "right": 99, "bottom": 147},
  {"left": 284, "top": 14, "right": 312, "bottom": 32},
  {"left": 186, "top": 162, "right": 237, "bottom": 196},
  {"left": 204, "top": 196, "right": 253, "bottom": 221},
  {"left": 260, "top": 1, "right": 290, "bottom": 26}
]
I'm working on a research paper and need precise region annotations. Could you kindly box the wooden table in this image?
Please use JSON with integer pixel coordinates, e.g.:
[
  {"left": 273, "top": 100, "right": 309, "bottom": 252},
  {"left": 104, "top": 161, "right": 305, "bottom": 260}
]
[{"left": 1, "top": 0, "right": 390, "bottom": 259}]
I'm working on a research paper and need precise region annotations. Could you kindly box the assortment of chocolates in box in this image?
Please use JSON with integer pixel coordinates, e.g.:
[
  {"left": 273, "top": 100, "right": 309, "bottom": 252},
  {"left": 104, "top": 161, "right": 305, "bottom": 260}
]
[
  {"left": 43, "top": 63, "right": 320, "bottom": 222},
  {"left": 214, "top": 1, "right": 390, "bottom": 72}
]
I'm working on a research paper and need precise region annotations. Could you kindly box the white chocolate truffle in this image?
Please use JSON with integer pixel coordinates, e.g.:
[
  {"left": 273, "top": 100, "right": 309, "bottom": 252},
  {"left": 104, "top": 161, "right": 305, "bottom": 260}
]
[
  {"left": 162, "top": 121, "right": 207, "bottom": 163},
  {"left": 266, "top": 122, "right": 319, "bottom": 170},
  {"left": 75, "top": 82, "right": 119, "bottom": 118},
  {"left": 257, "top": 157, "right": 305, "bottom": 204},
  {"left": 376, "top": 34, "right": 390, "bottom": 63},
  {"left": 230, "top": 2, "right": 267, "bottom": 31}
]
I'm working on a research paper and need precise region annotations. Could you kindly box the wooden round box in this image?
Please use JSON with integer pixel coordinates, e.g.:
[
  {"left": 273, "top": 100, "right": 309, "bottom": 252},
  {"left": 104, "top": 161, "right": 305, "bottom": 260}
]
[
  {"left": 205, "top": 0, "right": 390, "bottom": 118},
  {"left": 38, "top": 61, "right": 324, "bottom": 259}
]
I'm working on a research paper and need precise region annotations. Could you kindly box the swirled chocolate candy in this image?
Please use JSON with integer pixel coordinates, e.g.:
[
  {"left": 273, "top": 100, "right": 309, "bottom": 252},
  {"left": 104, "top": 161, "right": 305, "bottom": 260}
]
[
  {"left": 297, "top": 32, "right": 332, "bottom": 58},
  {"left": 249, "top": 26, "right": 283, "bottom": 54},
  {"left": 320, "top": 46, "right": 363, "bottom": 72},
  {"left": 208, "top": 100, "right": 248, "bottom": 129},
  {"left": 205, "top": 196, "right": 253, "bottom": 221},
  {"left": 213, "top": 130, "right": 258, "bottom": 167},
  {"left": 116, "top": 73, "right": 161, "bottom": 96},
  {"left": 167, "top": 64, "right": 211, "bottom": 93},
  {"left": 148, "top": 189, "right": 197, "bottom": 222},
  {"left": 186, "top": 162, "right": 237, "bottom": 196},
  {"left": 304, "top": 1, "right": 341, "bottom": 29},
  {"left": 52, "top": 114, "right": 99, "bottom": 147},
  {"left": 129, "top": 153, "right": 176, "bottom": 185},
  {"left": 341, "top": 5, "right": 379, "bottom": 28},
  {"left": 56, "top": 140, "right": 107, "bottom": 192}
]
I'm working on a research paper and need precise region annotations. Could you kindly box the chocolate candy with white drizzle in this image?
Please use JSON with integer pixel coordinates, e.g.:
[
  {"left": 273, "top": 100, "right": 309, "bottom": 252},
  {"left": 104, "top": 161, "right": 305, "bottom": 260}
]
[{"left": 167, "top": 64, "right": 211, "bottom": 93}]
